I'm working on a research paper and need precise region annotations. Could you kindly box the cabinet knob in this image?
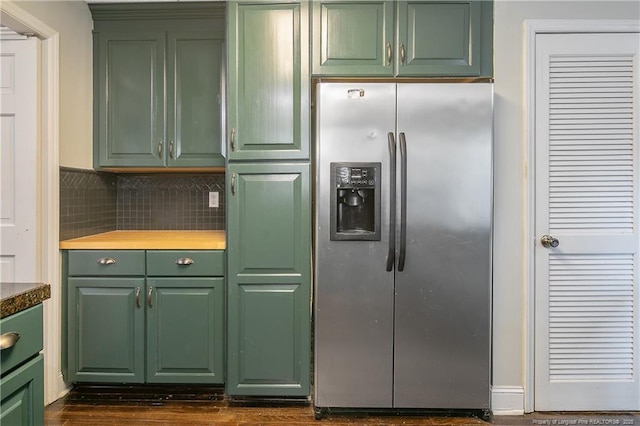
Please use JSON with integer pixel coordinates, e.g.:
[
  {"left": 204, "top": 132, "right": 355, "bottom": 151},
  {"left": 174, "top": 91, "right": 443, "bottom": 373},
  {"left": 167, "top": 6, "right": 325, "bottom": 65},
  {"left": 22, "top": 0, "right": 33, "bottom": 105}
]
[
  {"left": 386, "top": 42, "right": 392, "bottom": 66},
  {"left": 175, "top": 257, "right": 194, "bottom": 266},
  {"left": 0, "top": 332, "right": 21, "bottom": 350},
  {"left": 97, "top": 257, "right": 116, "bottom": 265},
  {"left": 169, "top": 140, "right": 175, "bottom": 159},
  {"left": 400, "top": 43, "right": 406, "bottom": 65},
  {"left": 158, "top": 140, "right": 164, "bottom": 159}
]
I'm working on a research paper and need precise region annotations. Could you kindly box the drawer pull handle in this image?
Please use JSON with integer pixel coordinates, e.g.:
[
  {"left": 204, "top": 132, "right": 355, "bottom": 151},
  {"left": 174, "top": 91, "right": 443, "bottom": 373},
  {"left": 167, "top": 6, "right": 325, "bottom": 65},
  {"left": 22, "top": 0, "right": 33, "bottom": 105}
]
[
  {"left": 97, "top": 257, "right": 116, "bottom": 265},
  {"left": 148, "top": 286, "right": 153, "bottom": 308},
  {"left": 175, "top": 257, "right": 194, "bottom": 266},
  {"left": 0, "top": 332, "right": 21, "bottom": 350}
]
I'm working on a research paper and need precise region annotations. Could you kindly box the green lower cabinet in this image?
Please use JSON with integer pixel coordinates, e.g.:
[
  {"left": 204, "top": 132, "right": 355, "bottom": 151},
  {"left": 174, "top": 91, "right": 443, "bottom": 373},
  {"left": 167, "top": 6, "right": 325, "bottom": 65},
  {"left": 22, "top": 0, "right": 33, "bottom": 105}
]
[
  {"left": 146, "top": 278, "right": 225, "bottom": 384},
  {"left": 1, "top": 305, "right": 44, "bottom": 426},
  {"left": 227, "top": 279, "right": 310, "bottom": 396},
  {"left": 226, "top": 162, "right": 311, "bottom": 396},
  {"left": 0, "top": 355, "right": 44, "bottom": 426},
  {"left": 67, "top": 277, "right": 146, "bottom": 383},
  {"left": 65, "top": 249, "right": 225, "bottom": 384}
]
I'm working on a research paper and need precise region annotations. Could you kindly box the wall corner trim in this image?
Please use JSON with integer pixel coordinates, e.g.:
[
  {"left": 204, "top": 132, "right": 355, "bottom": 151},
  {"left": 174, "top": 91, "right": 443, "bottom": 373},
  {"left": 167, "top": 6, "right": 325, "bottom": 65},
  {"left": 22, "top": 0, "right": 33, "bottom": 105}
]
[{"left": 492, "top": 386, "right": 525, "bottom": 415}]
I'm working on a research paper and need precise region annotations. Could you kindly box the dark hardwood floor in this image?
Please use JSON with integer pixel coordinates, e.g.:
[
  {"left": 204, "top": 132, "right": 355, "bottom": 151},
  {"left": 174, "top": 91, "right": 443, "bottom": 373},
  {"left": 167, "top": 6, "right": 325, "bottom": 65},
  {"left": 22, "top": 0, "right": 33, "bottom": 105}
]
[{"left": 44, "top": 386, "right": 640, "bottom": 426}]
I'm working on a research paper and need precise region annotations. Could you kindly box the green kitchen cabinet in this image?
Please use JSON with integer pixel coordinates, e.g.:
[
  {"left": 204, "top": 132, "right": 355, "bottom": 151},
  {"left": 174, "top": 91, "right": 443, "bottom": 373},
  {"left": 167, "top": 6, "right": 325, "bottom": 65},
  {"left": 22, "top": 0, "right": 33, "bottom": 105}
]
[
  {"left": 226, "top": 0, "right": 312, "bottom": 397},
  {"left": 226, "top": 1, "right": 310, "bottom": 160},
  {"left": 226, "top": 162, "right": 311, "bottom": 396},
  {"left": 146, "top": 250, "right": 225, "bottom": 384},
  {"left": 65, "top": 249, "right": 225, "bottom": 384},
  {"left": 91, "top": 3, "right": 226, "bottom": 169},
  {"left": 312, "top": 0, "right": 494, "bottom": 77},
  {"left": 0, "top": 356, "right": 44, "bottom": 426},
  {"left": 67, "top": 276, "right": 146, "bottom": 383},
  {"left": 1, "top": 305, "right": 45, "bottom": 426},
  {"left": 312, "top": 0, "right": 393, "bottom": 76}
]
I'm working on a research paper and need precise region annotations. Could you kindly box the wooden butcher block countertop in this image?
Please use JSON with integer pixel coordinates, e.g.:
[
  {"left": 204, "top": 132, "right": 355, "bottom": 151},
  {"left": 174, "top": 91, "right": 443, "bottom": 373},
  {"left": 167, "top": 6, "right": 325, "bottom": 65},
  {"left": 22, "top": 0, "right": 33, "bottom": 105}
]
[{"left": 59, "top": 230, "right": 226, "bottom": 250}]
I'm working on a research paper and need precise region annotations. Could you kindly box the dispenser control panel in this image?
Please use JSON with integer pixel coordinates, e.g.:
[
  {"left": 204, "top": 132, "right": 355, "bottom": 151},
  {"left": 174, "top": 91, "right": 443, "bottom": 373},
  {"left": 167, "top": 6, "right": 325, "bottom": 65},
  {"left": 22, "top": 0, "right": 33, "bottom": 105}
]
[
  {"left": 335, "top": 166, "right": 376, "bottom": 188},
  {"left": 330, "top": 162, "right": 381, "bottom": 241}
]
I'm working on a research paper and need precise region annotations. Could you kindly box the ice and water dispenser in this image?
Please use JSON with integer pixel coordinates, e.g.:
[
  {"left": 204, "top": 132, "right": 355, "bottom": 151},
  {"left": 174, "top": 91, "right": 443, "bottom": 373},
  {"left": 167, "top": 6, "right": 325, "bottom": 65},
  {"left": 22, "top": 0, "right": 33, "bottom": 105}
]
[{"left": 330, "top": 162, "right": 381, "bottom": 241}]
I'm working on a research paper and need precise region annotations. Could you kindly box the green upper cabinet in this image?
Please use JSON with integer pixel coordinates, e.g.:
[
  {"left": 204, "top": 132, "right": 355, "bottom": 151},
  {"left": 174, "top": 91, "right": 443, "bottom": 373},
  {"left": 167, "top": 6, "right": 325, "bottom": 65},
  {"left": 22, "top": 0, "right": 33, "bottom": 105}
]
[
  {"left": 167, "top": 32, "right": 224, "bottom": 167},
  {"left": 226, "top": 162, "right": 311, "bottom": 396},
  {"left": 94, "top": 31, "right": 166, "bottom": 167},
  {"left": 312, "top": 1, "right": 394, "bottom": 76},
  {"left": 312, "top": 0, "right": 493, "bottom": 77},
  {"left": 91, "top": 3, "right": 226, "bottom": 169},
  {"left": 227, "top": 1, "right": 310, "bottom": 160}
]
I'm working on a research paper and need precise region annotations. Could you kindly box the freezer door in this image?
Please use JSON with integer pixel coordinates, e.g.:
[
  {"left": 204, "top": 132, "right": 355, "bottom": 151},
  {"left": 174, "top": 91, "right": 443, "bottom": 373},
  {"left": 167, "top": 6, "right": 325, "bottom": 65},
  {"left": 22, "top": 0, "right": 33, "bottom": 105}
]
[
  {"left": 314, "top": 83, "right": 396, "bottom": 408},
  {"left": 393, "top": 83, "right": 493, "bottom": 409}
]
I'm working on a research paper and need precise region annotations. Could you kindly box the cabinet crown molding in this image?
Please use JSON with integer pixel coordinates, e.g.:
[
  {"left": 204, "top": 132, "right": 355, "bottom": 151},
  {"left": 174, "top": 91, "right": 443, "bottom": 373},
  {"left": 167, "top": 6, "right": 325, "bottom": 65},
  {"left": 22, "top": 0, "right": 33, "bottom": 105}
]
[{"left": 89, "top": 2, "right": 225, "bottom": 21}]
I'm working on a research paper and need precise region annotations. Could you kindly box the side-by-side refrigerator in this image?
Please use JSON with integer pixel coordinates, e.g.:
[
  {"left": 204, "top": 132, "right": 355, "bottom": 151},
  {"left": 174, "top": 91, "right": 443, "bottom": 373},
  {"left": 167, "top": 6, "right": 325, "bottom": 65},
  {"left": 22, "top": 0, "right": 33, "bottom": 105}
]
[{"left": 314, "top": 82, "right": 493, "bottom": 416}]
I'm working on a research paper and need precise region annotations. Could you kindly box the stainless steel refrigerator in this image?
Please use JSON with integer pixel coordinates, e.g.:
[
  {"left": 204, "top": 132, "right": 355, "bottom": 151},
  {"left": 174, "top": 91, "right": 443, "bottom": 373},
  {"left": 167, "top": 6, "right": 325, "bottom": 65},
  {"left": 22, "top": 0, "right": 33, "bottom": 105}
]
[{"left": 313, "top": 82, "right": 493, "bottom": 416}]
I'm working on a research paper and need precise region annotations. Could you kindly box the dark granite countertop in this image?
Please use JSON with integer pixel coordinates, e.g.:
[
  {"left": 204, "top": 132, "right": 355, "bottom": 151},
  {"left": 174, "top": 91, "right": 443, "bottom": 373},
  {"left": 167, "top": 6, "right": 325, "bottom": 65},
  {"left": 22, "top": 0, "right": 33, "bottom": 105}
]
[{"left": 0, "top": 283, "right": 51, "bottom": 319}]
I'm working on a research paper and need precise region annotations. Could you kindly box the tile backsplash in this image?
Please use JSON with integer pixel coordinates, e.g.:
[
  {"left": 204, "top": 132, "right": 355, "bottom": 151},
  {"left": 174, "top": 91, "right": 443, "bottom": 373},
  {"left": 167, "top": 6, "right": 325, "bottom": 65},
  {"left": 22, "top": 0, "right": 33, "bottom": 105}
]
[
  {"left": 60, "top": 168, "right": 225, "bottom": 240},
  {"left": 59, "top": 169, "right": 117, "bottom": 240},
  {"left": 116, "top": 174, "right": 225, "bottom": 231}
]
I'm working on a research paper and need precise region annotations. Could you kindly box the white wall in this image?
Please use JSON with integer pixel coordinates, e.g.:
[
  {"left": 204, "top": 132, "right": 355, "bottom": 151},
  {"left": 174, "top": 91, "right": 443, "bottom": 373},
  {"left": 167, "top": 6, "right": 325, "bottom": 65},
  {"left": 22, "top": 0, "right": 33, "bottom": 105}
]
[
  {"left": 13, "top": 0, "right": 93, "bottom": 169},
  {"left": 3, "top": 0, "right": 93, "bottom": 404},
  {"left": 492, "top": 0, "right": 640, "bottom": 412}
]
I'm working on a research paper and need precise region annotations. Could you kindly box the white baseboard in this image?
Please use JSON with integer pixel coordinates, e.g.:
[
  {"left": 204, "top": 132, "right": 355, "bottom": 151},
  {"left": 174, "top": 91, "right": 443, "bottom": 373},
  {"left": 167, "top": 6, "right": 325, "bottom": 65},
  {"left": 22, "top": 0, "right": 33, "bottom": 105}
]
[
  {"left": 491, "top": 386, "right": 525, "bottom": 415},
  {"left": 56, "top": 373, "right": 71, "bottom": 401}
]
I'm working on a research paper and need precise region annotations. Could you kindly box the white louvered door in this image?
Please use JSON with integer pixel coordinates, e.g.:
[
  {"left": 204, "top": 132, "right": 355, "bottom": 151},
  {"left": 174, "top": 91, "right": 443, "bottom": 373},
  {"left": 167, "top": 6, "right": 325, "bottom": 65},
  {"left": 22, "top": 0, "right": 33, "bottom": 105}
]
[{"left": 534, "top": 32, "right": 640, "bottom": 410}]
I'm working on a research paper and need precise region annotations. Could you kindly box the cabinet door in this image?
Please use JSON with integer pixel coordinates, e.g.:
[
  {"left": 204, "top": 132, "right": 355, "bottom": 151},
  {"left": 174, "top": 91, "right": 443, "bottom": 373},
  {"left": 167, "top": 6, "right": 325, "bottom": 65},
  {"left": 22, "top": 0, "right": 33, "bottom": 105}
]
[
  {"left": 0, "top": 355, "right": 44, "bottom": 426},
  {"left": 94, "top": 32, "right": 166, "bottom": 167},
  {"left": 227, "top": 1, "right": 309, "bottom": 160},
  {"left": 146, "top": 278, "right": 225, "bottom": 384},
  {"left": 226, "top": 163, "right": 311, "bottom": 396},
  {"left": 167, "top": 31, "right": 225, "bottom": 167},
  {"left": 312, "top": 0, "right": 394, "bottom": 76},
  {"left": 396, "top": 1, "right": 482, "bottom": 76},
  {"left": 67, "top": 278, "right": 145, "bottom": 383}
]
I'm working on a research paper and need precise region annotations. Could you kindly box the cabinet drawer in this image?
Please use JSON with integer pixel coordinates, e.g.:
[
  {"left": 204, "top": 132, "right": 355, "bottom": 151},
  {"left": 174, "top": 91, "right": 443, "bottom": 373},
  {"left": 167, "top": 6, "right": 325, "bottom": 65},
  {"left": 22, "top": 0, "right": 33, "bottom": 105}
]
[
  {"left": 1, "top": 305, "right": 43, "bottom": 374},
  {"left": 68, "top": 250, "right": 145, "bottom": 276},
  {"left": 146, "top": 251, "right": 225, "bottom": 276}
]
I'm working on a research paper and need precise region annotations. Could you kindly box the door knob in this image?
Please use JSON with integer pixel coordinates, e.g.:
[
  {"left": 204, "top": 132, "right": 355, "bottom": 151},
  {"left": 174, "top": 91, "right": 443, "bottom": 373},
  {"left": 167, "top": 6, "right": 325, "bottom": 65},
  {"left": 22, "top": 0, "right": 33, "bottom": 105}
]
[{"left": 541, "top": 235, "right": 559, "bottom": 248}]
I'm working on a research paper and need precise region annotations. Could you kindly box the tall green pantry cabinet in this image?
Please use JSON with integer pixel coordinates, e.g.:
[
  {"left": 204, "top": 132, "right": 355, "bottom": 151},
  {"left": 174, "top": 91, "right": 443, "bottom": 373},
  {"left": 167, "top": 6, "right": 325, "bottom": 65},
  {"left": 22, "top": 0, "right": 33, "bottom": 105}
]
[{"left": 226, "top": 0, "right": 311, "bottom": 396}]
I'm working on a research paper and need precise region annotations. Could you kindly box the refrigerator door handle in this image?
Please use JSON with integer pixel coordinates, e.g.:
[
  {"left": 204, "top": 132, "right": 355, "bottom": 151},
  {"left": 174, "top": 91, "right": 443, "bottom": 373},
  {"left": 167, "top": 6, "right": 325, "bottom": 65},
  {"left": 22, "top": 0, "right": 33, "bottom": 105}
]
[
  {"left": 386, "top": 132, "right": 396, "bottom": 271},
  {"left": 398, "top": 132, "right": 408, "bottom": 271}
]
